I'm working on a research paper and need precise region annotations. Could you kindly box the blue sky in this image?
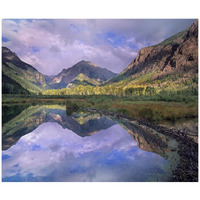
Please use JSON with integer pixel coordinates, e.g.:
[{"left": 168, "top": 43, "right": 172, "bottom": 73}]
[{"left": 2, "top": 19, "right": 195, "bottom": 75}]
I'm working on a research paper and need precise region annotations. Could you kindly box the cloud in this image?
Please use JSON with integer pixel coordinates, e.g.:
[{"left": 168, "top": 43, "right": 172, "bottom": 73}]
[
  {"left": 2, "top": 19, "right": 196, "bottom": 75},
  {"left": 2, "top": 122, "right": 168, "bottom": 182}
]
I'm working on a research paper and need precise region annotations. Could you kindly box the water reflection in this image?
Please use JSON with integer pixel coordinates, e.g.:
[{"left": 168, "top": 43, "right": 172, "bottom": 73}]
[
  {"left": 2, "top": 104, "right": 29, "bottom": 125},
  {"left": 2, "top": 105, "right": 115, "bottom": 150},
  {"left": 2, "top": 105, "right": 179, "bottom": 182},
  {"left": 115, "top": 119, "right": 178, "bottom": 159}
]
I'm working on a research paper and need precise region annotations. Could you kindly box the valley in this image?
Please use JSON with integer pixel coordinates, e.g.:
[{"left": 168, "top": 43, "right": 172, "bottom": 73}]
[
  {"left": 2, "top": 20, "right": 198, "bottom": 124},
  {"left": 2, "top": 20, "right": 198, "bottom": 100},
  {"left": 2, "top": 19, "right": 198, "bottom": 182}
]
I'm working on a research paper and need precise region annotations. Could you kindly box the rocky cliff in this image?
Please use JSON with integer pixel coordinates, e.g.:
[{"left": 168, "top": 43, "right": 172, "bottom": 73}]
[{"left": 109, "top": 20, "right": 198, "bottom": 83}]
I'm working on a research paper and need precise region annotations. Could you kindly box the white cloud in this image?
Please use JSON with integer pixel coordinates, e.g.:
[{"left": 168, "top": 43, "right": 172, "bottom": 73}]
[
  {"left": 2, "top": 122, "right": 169, "bottom": 181},
  {"left": 2, "top": 19, "right": 195, "bottom": 75}
]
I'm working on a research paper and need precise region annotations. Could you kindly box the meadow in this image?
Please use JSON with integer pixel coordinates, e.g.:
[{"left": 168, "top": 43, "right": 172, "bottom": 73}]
[{"left": 2, "top": 94, "right": 198, "bottom": 123}]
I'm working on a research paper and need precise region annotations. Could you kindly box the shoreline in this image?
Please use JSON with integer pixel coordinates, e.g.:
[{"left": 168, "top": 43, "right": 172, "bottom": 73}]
[
  {"left": 85, "top": 107, "right": 198, "bottom": 182},
  {"left": 2, "top": 101, "right": 198, "bottom": 181}
]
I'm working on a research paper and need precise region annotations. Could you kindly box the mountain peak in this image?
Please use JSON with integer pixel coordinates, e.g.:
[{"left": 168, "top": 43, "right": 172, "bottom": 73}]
[
  {"left": 77, "top": 60, "right": 99, "bottom": 68},
  {"left": 79, "top": 60, "right": 89, "bottom": 63},
  {"left": 2, "top": 46, "right": 10, "bottom": 51},
  {"left": 2, "top": 47, "right": 50, "bottom": 93},
  {"left": 61, "top": 60, "right": 99, "bottom": 73},
  {"left": 48, "top": 60, "right": 117, "bottom": 88},
  {"left": 107, "top": 20, "right": 198, "bottom": 84},
  {"left": 2, "top": 46, "right": 21, "bottom": 62}
]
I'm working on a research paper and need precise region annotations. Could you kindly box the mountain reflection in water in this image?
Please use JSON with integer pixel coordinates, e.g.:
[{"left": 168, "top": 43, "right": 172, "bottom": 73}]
[
  {"left": 2, "top": 105, "right": 116, "bottom": 150},
  {"left": 2, "top": 105, "right": 179, "bottom": 182}
]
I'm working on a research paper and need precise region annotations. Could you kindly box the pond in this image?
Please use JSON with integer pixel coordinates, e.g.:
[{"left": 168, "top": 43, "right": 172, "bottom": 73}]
[{"left": 2, "top": 104, "right": 180, "bottom": 182}]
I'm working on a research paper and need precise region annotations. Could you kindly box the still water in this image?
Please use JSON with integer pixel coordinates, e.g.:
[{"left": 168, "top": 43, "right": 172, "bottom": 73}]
[{"left": 2, "top": 105, "right": 179, "bottom": 182}]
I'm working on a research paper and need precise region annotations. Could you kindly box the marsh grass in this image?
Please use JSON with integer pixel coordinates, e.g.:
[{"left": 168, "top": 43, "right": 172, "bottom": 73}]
[
  {"left": 66, "top": 100, "right": 80, "bottom": 116},
  {"left": 3, "top": 94, "right": 198, "bottom": 122},
  {"left": 110, "top": 101, "right": 198, "bottom": 122}
]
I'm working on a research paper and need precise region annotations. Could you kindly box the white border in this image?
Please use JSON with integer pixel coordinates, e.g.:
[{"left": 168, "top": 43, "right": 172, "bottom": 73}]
[{"left": 0, "top": 1, "right": 199, "bottom": 200}]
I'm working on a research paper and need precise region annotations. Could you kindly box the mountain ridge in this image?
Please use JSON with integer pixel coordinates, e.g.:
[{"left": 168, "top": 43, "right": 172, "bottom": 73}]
[
  {"left": 2, "top": 47, "right": 117, "bottom": 93},
  {"left": 2, "top": 47, "right": 50, "bottom": 93},
  {"left": 2, "top": 20, "right": 198, "bottom": 95},
  {"left": 106, "top": 20, "right": 198, "bottom": 85},
  {"left": 46, "top": 60, "right": 117, "bottom": 89},
  {"left": 67, "top": 73, "right": 101, "bottom": 89}
]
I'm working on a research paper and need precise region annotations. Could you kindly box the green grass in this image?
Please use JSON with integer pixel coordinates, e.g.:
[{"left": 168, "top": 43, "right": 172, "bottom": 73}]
[
  {"left": 2, "top": 62, "right": 50, "bottom": 93},
  {"left": 3, "top": 94, "right": 198, "bottom": 123},
  {"left": 3, "top": 63, "right": 42, "bottom": 93},
  {"left": 62, "top": 96, "right": 198, "bottom": 123}
]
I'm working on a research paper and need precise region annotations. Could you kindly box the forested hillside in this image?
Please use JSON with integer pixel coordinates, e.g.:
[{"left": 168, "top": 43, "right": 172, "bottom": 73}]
[{"left": 43, "top": 20, "right": 198, "bottom": 102}]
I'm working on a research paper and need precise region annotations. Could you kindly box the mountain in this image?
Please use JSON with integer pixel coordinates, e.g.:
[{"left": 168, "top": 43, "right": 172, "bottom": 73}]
[
  {"left": 2, "top": 47, "right": 117, "bottom": 93},
  {"left": 106, "top": 20, "right": 198, "bottom": 85},
  {"left": 2, "top": 47, "right": 50, "bottom": 93},
  {"left": 67, "top": 73, "right": 101, "bottom": 89},
  {"left": 2, "top": 73, "right": 30, "bottom": 94},
  {"left": 2, "top": 104, "right": 179, "bottom": 165},
  {"left": 3, "top": 20, "right": 197, "bottom": 95},
  {"left": 2, "top": 105, "right": 116, "bottom": 150},
  {"left": 46, "top": 60, "right": 117, "bottom": 89},
  {"left": 116, "top": 119, "right": 178, "bottom": 158}
]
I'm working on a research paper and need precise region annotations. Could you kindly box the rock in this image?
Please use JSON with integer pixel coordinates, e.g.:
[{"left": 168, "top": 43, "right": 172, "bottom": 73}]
[{"left": 109, "top": 20, "right": 198, "bottom": 83}]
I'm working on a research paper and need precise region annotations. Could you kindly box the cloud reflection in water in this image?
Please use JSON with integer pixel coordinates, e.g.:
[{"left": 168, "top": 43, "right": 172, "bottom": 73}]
[{"left": 2, "top": 122, "right": 169, "bottom": 182}]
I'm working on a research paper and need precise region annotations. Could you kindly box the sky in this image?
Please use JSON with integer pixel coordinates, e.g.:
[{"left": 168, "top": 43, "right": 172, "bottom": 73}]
[{"left": 2, "top": 19, "right": 196, "bottom": 75}]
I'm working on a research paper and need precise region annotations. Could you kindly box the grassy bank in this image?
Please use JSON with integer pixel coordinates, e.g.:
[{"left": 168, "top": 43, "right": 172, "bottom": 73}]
[
  {"left": 70, "top": 96, "right": 198, "bottom": 122},
  {"left": 2, "top": 94, "right": 198, "bottom": 122}
]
